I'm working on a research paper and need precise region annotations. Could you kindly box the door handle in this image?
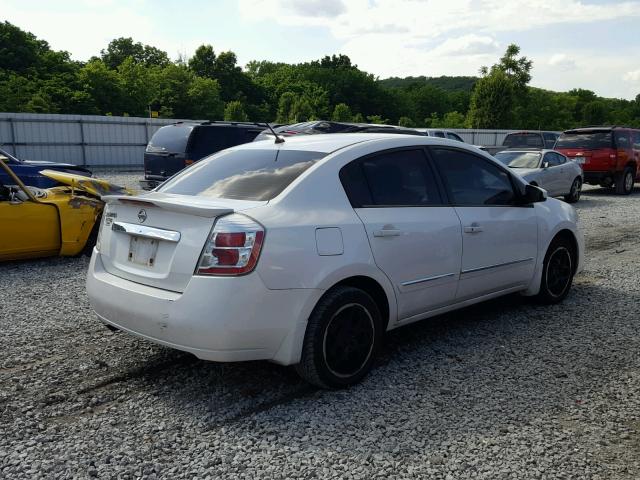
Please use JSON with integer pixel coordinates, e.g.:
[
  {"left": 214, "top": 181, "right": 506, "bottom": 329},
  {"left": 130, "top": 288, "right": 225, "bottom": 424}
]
[
  {"left": 463, "top": 224, "right": 483, "bottom": 234},
  {"left": 373, "top": 229, "right": 402, "bottom": 237}
]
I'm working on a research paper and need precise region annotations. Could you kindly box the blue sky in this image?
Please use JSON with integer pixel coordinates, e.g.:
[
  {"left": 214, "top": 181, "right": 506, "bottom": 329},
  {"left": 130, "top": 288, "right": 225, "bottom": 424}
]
[{"left": 2, "top": 0, "right": 640, "bottom": 99}]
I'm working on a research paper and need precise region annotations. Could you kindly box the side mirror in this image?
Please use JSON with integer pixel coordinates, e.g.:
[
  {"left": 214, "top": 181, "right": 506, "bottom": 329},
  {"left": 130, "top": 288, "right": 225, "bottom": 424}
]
[
  {"left": 542, "top": 161, "right": 549, "bottom": 169},
  {"left": 522, "top": 184, "right": 547, "bottom": 204}
]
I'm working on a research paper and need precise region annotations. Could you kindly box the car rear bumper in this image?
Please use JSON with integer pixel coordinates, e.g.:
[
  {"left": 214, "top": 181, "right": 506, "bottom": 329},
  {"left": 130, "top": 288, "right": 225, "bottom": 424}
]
[
  {"left": 86, "top": 251, "right": 322, "bottom": 365},
  {"left": 583, "top": 171, "right": 613, "bottom": 184}
]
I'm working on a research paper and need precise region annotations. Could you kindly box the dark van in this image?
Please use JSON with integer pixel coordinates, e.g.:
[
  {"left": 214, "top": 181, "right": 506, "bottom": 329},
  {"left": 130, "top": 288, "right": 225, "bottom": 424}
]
[
  {"left": 141, "top": 121, "right": 265, "bottom": 189},
  {"left": 555, "top": 126, "right": 640, "bottom": 195}
]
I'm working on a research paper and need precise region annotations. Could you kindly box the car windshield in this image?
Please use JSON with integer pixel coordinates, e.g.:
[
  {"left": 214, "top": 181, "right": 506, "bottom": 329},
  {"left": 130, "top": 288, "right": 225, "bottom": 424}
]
[
  {"left": 555, "top": 131, "right": 613, "bottom": 149},
  {"left": 494, "top": 151, "right": 541, "bottom": 169},
  {"left": 147, "top": 125, "right": 194, "bottom": 153},
  {"left": 158, "top": 148, "right": 326, "bottom": 201},
  {"left": 503, "top": 133, "right": 544, "bottom": 148}
]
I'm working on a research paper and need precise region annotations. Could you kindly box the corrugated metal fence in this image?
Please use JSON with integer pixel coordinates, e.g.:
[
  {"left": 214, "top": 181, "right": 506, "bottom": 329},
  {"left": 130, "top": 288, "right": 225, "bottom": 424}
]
[
  {"left": 0, "top": 112, "right": 516, "bottom": 169},
  {"left": 0, "top": 112, "right": 198, "bottom": 170}
]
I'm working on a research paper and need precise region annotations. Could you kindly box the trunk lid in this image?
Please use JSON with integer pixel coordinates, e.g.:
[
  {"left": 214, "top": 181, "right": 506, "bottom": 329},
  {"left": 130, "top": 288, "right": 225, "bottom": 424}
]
[{"left": 99, "top": 192, "right": 267, "bottom": 292}]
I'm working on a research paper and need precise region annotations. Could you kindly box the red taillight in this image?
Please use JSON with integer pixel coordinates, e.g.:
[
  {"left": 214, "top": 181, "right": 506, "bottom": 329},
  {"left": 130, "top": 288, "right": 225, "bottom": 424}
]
[{"left": 196, "top": 214, "right": 265, "bottom": 276}]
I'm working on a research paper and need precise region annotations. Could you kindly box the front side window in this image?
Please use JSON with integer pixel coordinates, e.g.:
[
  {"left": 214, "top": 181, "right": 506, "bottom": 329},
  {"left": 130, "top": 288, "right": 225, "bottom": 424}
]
[
  {"left": 340, "top": 149, "right": 442, "bottom": 207},
  {"left": 545, "top": 152, "right": 562, "bottom": 167},
  {"left": 431, "top": 148, "right": 516, "bottom": 206},
  {"left": 433, "top": 131, "right": 445, "bottom": 138},
  {"left": 159, "top": 149, "right": 325, "bottom": 201}
]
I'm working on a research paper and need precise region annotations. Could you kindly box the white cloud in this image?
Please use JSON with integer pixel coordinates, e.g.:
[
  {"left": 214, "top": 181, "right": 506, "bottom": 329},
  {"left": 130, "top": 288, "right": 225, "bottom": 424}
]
[
  {"left": 548, "top": 53, "right": 577, "bottom": 71},
  {"left": 623, "top": 69, "right": 640, "bottom": 83}
]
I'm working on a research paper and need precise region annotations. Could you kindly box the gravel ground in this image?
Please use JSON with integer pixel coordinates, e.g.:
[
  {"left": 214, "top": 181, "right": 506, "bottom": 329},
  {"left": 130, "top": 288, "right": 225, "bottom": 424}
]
[{"left": 1, "top": 175, "right": 640, "bottom": 479}]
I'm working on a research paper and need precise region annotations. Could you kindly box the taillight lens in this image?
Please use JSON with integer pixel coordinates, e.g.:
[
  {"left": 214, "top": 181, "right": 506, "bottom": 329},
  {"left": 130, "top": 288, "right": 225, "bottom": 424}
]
[{"left": 196, "top": 214, "right": 265, "bottom": 276}]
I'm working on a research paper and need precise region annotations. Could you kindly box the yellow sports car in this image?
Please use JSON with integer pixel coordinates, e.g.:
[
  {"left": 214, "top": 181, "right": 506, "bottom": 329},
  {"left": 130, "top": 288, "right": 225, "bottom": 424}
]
[{"left": 0, "top": 160, "right": 131, "bottom": 261}]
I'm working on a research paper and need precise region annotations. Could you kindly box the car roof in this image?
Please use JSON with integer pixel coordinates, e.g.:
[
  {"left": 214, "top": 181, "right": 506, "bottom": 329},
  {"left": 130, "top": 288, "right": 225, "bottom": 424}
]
[{"left": 235, "top": 132, "right": 478, "bottom": 155}]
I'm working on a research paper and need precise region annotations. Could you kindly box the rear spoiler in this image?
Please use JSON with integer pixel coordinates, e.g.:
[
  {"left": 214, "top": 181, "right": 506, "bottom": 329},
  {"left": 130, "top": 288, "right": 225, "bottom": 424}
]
[{"left": 102, "top": 195, "right": 233, "bottom": 218}]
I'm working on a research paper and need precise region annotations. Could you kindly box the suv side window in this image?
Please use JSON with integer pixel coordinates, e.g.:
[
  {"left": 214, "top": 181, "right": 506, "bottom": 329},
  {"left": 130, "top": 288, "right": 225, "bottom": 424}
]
[
  {"left": 615, "top": 130, "right": 630, "bottom": 149},
  {"left": 446, "top": 132, "right": 464, "bottom": 142},
  {"left": 431, "top": 148, "right": 517, "bottom": 206},
  {"left": 188, "top": 126, "right": 233, "bottom": 160},
  {"left": 340, "top": 149, "right": 442, "bottom": 207},
  {"left": 543, "top": 133, "right": 558, "bottom": 148},
  {"left": 433, "top": 131, "right": 445, "bottom": 138}
]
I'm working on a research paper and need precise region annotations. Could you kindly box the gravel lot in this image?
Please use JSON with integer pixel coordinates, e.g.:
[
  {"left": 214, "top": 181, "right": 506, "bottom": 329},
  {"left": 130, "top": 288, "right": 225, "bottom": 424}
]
[{"left": 1, "top": 173, "right": 640, "bottom": 479}]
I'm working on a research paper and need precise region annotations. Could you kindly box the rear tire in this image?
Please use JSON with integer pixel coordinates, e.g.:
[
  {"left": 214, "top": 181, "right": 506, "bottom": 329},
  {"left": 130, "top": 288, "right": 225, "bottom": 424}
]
[
  {"left": 535, "top": 237, "right": 576, "bottom": 304},
  {"left": 295, "top": 286, "right": 382, "bottom": 389},
  {"left": 615, "top": 167, "right": 634, "bottom": 195},
  {"left": 564, "top": 177, "right": 582, "bottom": 203}
]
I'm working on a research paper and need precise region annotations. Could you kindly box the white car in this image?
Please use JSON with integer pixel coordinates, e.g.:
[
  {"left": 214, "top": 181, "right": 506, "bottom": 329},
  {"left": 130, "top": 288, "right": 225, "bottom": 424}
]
[
  {"left": 87, "top": 134, "right": 584, "bottom": 388},
  {"left": 494, "top": 149, "right": 584, "bottom": 203}
]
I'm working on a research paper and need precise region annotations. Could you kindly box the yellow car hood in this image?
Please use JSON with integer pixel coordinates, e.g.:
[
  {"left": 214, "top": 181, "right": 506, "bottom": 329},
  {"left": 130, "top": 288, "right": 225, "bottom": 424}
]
[{"left": 40, "top": 170, "right": 133, "bottom": 197}]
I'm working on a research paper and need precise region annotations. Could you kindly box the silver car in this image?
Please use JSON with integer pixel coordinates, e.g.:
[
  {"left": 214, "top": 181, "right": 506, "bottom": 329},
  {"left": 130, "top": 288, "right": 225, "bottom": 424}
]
[{"left": 494, "top": 149, "right": 584, "bottom": 203}]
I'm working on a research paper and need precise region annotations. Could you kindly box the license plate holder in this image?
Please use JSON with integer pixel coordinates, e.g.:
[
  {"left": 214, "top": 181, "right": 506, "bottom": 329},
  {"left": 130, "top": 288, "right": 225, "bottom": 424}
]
[
  {"left": 574, "top": 157, "right": 587, "bottom": 165},
  {"left": 128, "top": 236, "right": 158, "bottom": 267}
]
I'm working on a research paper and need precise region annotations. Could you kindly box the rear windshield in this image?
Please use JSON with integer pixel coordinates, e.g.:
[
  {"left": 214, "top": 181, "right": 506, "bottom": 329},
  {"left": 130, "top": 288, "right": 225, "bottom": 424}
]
[
  {"left": 556, "top": 131, "right": 613, "bottom": 149},
  {"left": 147, "top": 125, "right": 193, "bottom": 153},
  {"left": 503, "top": 133, "right": 544, "bottom": 148},
  {"left": 494, "top": 151, "right": 541, "bottom": 169},
  {"left": 158, "top": 149, "right": 326, "bottom": 201}
]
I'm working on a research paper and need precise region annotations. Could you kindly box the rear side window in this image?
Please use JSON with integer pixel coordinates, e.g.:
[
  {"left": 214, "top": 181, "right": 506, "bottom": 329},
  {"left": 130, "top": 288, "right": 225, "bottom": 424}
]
[
  {"left": 158, "top": 149, "right": 325, "bottom": 201},
  {"left": 446, "top": 132, "right": 464, "bottom": 142},
  {"left": 615, "top": 130, "right": 630, "bottom": 148},
  {"left": 503, "top": 133, "right": 544, "bottom": 148},
  {"left": 556, "top": 131, "right": 613, "bottom": 149},
  {"left": 188, "top": 127, "right": 234, "bottom": 160},
  {"left": 431, "top": 148, "right": 516, "bottom": 206},
  {"left": 147, "top": 125, "right": 193, "bottom": 153},
  {"left": 433, "top": 131, "right": 445, "bottom": 138},
  {"left": 340, "top": 149, "right": 442, "bottom": 207}
]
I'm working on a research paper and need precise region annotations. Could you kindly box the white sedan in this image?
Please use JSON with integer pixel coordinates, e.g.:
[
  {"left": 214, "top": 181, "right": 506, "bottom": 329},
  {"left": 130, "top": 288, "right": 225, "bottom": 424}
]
[
  {"left": 87, "top": 134, "right": 584, "bottom": 388},
  {"left": 494, "top": 149, "right": 584, "bottom": 203}
]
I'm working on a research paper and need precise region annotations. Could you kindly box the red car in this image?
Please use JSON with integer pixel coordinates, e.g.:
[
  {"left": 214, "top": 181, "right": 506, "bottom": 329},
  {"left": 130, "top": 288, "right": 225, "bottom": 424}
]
[{"left": 555, "top": 126, "right": 640, "bottom": 195}]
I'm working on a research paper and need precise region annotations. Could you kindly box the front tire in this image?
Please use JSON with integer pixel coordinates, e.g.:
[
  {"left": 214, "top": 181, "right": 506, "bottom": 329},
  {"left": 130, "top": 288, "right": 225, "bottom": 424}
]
[
  {"left": 564, "top": 177, "right": 582, "bottom": 203},
  {"left": 296, "top": 286, "right": 382, "bottom": 389},
  {"left": 536, "top": 237, "right": 576, "bottom": 304},
  {"left": 615, "top": 167, "right": 634, "bottom": 195}
]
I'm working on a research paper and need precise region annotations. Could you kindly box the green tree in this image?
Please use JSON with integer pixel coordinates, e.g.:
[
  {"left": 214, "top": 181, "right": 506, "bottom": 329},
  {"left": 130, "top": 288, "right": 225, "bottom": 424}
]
[
  {"left": 188, "top": 45, "right": 217, "bottom": 78},
  {"left": 224, "top": 100, "right": 249, "bottom": 121},
  {"left": 189, "top": 77, "right": 224, "bottom": 119},
  {"left": 467, "top": 69, "right": 515, "bottom": 128},
  {"left": 398, "top": 116, "right": 414, "bottom": 127},
  {"left": 101, "top": 37, "right": 169, "bottom": 68},
  {"left": 366, "top": 115, "right": 388, "bottom": 124},
  {"left": 332, "top": 103, "right": 353, "bottom": 121},
  {"left": 78, "top": 59, "right": 124, "bottom": 114}
]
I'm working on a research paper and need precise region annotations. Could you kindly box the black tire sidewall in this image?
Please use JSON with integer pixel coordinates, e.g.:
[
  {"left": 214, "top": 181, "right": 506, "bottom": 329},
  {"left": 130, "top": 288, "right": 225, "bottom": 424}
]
[
  {"left": 538, "top": 239, "right": 575, "bottom": 304},
  {"left": 565, "top": 177, "right": 581, "bottom": 203},
  {"left": 304, "top": 287, "right": 382, "bottom": 388}
]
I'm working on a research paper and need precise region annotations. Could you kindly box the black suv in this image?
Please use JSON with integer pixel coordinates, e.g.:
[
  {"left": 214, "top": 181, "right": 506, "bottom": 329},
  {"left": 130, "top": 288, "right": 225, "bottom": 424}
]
[
  {"left": 141, "top": 121, "right": 266, "bottom": 189},
  {"left": 252, "top": 121, "right": 424, "bottom": 142}
]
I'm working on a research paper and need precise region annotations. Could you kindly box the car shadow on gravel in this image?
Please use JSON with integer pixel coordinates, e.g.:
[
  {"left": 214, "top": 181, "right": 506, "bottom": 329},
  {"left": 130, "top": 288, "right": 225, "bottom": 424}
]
[{"left": 101, "top": 279, "right": 640, "bottom": 448}]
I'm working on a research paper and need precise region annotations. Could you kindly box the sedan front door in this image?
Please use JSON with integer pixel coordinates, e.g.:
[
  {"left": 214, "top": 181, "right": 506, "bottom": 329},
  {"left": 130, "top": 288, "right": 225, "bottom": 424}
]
[
  {"left": 430, "top": 147, "right": 538, "bottom": 301},
  {"left": 340, "top": 148, "right": 462, "bottom": 321}
]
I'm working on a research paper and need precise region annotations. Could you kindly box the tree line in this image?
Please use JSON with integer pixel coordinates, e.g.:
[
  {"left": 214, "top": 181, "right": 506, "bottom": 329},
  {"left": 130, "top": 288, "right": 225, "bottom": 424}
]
[{"left": 1, "top": 21, "right": 639, "bottom": 129}]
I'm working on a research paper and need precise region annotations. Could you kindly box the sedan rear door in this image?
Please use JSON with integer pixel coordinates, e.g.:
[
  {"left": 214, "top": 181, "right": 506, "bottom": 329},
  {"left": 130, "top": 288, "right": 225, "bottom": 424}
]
[{"left": 341, "top": 148, "right": 462, "bottom": 320}]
